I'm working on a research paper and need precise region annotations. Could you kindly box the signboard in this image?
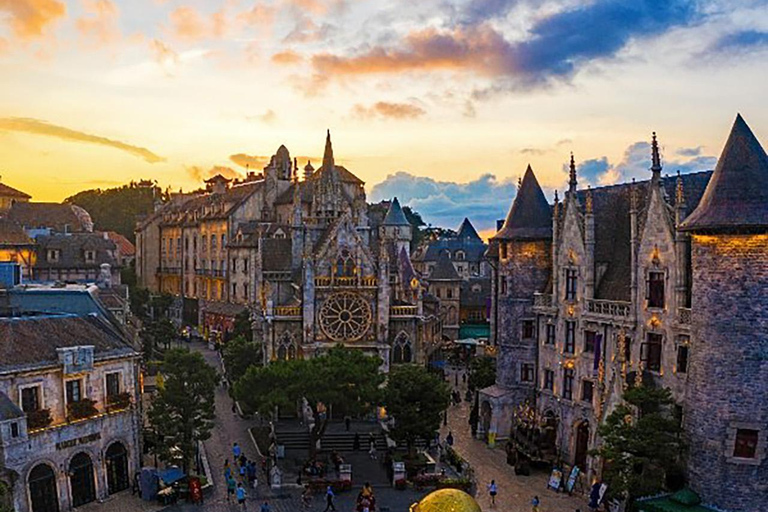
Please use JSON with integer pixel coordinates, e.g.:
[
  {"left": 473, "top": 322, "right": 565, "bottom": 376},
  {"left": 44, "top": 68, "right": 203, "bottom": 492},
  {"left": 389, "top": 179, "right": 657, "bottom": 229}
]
[
  {"left": 565, "top": 466, "right": 580, "bottom": 493},
  {"left": 56, "top": 432, "right": 101, "bottom": 450},
  {"left": 547, "top": 468, "right": 563, "bottom": 490}
]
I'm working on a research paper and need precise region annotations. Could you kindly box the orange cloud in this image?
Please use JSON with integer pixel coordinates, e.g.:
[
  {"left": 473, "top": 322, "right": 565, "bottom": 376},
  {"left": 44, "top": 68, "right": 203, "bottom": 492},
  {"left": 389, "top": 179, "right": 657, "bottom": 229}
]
[
  {"left": 246, "top": 110, "right": 277, "bottom": 123},
  {"left": 75, "top": 0, "right": 120, "bottom": 45},
  {"left": 149, "top": 38, "right": 179, "bottom": 74},
  {"left": 311, "top": 25, "right": 509, "bottom": 76},
  {"left": 187, "top": 164, "right": 241, "bottom": 182},
  {"left": 0, "top": 0, "right": 66, "bottom": 39},
  {"left": 238, "top": 3, "right": 275, "bottom": 26},
  {"left": 352, "top": 102, "right": 426, "bottom": 120},
  {"left": 169, "top": 6, "right": 207, "bottom": 40},
  {"left": 0, "top": 117, "right": 165, "bottom": 163},
  {"left": 271, "top": 49, "right": 302, "bottom": 65},
  {"left": 229, "top": 153, "right": 271, "bottom": 169}
]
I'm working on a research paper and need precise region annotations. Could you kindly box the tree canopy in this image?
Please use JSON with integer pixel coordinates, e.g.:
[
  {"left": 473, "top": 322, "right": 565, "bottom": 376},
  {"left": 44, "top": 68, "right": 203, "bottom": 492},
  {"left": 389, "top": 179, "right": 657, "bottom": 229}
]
[
  {"left": 65, "top": 180, "right": 163, "bottom": 242},
  {"left": 148, "top": 349, "right": 217, "bottom": 473},
  {"left": 222, "top": 335, "right": 262, "bottom": 382},
  {"left": 142, "top": 317, "right": 176, "bottom": 359},
  {"left": 384, "top": 365, "right": 450, "bottom": 453},
  {"left": 594, "top": 385, "right": 684, "bottom": 509},
  {"left": 468, "top": 356, "right": 496, "bottom": 392},
  {"left": 234, "top": 346, "right": 383, "bottom": 455}
]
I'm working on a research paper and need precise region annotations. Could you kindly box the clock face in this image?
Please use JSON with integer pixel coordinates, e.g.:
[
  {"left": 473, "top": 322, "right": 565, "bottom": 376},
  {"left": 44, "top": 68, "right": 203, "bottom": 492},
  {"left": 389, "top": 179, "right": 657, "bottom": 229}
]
[{"left": 318, "top": 291, "right": 372, "bottom": 342}]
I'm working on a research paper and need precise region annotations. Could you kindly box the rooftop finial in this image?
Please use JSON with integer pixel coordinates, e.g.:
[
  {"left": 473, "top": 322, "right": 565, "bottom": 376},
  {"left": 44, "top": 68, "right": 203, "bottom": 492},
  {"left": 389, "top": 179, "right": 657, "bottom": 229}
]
[
  {"left": 517, "top": 176, "right": 523, "bottom": 189},
  {"left": 676, "top": 170, "right": 684, "bottom": 205},
  {"left": 586, "top": 185, "right": 593, "bottom": 214},
  {"left": 323, "top": 129, "right": 335, "bottom": 170},
  {"left": 651, "top": 131, "right": 662, "bottom": 179},
  {"left": 553, "top": 190, "right": 560, "bottom": 218},
  {"left": 569, "top": 152, "right": 577, "bottom": 193}
]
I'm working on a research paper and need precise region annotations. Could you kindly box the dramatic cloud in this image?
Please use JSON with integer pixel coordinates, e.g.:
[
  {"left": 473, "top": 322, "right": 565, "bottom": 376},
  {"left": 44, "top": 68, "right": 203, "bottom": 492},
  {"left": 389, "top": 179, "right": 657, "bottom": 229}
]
[
  {"left": 229, "top": 153, "right": 271, "bottom": 169},
  {"left": 0, "top": 117, "right": 165, "bottom": 163},
  {"left": 710, "top": 29, "right": 768, "bottom": 54},
  {"left": 369, "top": 171, "right": 516, "bottom": 231},
  {"left": 568, "top": 141, "right": 717, "bottom": 186},
  {"left": 186, "top": 164, "right": 241, "bottom": 182},
  {"left": 75, "top": 0, "right": 120, "bottom": 45},
  {"left": 0, "top": 0, "right": 66, "bottom": 39},
  {"left": 351, "top": 102, "right": 426, "bottom": 120},
  {"left": 311, "top": 0, "right": 701, "bottom": 89}
]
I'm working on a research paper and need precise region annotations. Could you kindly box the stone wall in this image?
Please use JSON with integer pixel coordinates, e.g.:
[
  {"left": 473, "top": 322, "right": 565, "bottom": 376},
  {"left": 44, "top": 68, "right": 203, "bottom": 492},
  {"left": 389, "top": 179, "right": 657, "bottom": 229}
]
[{"left": 685, "top": 233, "right": 768, "bottom": 512}]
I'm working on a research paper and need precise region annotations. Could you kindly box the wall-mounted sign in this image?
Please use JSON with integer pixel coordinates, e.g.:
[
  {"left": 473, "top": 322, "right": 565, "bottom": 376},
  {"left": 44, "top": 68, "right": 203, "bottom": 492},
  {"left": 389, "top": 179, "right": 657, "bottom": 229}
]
[{"left": 55, "top": 432, "right": 100, "bottom": 450}]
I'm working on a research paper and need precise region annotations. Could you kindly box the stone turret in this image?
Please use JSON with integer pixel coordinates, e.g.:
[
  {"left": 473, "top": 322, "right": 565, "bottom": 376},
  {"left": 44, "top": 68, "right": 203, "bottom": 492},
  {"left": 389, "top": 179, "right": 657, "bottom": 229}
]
[
  {"left": 380, "top": 197, "right": 412, "bottom": 257},
  {"left": 679, "top": 114, "right": 768, "bottom": 512}
]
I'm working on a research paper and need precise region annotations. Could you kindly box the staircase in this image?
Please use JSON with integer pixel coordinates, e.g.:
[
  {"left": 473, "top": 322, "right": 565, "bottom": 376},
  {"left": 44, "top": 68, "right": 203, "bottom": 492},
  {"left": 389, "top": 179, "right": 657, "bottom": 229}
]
[{"left": 275, "top": 429, "right": 388, "bottom": 452}]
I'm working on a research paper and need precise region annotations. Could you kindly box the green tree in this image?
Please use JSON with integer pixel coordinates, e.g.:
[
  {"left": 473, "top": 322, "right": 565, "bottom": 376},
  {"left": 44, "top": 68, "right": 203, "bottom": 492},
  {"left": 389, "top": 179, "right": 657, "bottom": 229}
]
[
  {"left": 142, "top": 318, "right": 176, "bottom": 359},
  {"left": 235, "top": 346, "right": 383, "bottom": 456},
  {"left": 0, "top": 480, "right": 13, "bottom": 512},
  {"left": 222, "top": 335, "right": 262, "bottom": 382},
  {"left": 231, "top": 310, "right": 252, "bottom": 341},
  {"left": 594, "top": 385, "right": 684, "bottom": 510},
  {"left": 468, "top": 356, "right": 496, "bottom": 391},
  {"left": 384, "top": 365, "right": 450, "bottom": 456},
  {"left": 148, "top": 349, "right": 217, "bottom": 473}
]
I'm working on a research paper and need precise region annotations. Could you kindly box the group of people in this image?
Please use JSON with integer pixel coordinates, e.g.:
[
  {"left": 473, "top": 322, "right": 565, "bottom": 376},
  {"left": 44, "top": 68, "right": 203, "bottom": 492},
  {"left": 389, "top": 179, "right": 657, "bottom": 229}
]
[{"left": 225, "top": 442, "right": 270, "bottom": 511}]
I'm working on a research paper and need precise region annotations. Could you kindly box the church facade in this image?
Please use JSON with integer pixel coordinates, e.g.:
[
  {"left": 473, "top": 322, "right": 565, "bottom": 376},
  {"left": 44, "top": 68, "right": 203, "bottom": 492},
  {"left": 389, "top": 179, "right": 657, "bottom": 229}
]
[{"left": 482, "top": 115, "right": 767, "bottom": 512}]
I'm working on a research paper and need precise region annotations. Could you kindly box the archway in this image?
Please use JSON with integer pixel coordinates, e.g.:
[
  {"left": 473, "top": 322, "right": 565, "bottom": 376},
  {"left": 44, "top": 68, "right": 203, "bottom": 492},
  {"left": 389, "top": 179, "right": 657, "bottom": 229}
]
[
  {"left": 480, "top": 401, "right": 492, "bottom": 437},
  {"left": 574, "top": 421, "right": 590, "bottom": 470},
  {"left": 541, "top": 410, "right": 559, "bottom": 458},
  {"left": 69, "top": 452, "right": 95, "bottom": 507},
  {"left": 105, "top": 442, "right": 129, "bottom": 494},
  {"left": 29, "top": 464, "right": 59, "bottom": 512}
]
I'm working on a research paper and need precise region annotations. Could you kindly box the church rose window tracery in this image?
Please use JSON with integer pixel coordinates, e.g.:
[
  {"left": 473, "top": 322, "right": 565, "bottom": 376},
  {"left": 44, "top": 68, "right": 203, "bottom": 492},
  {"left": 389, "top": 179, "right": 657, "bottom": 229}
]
[{"left": 319, "top": 291, "right": 372, "bottom": 342}]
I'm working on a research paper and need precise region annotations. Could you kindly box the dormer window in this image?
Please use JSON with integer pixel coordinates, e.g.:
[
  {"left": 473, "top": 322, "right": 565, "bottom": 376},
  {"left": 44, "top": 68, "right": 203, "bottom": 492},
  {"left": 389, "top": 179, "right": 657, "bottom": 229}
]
[
  {"left": 84, "top": 250, "right": 96, "bottom": 263},
  {"left": 47, "top": 249, "right": 60, "bottom": 263},
  {"left": 455, "top": 250, "right": 465, "bottom": 261}
]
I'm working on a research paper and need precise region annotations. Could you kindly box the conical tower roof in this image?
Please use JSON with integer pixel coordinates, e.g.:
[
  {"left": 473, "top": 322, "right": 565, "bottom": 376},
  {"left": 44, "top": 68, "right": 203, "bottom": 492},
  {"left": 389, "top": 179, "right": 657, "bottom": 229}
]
[
  {"left": 322, "top": 129, "right": 334, "bottom": 170},
  {"left": 430, "top": 249, "right": 460, "bottom": 281},
  {"left": 493, "top": 165, "right": 552, "bottom": 240},
  {"left": 681, "top": 114, "right": 768, "bottom": 233},
  {"left": 457, "top": 218, "right": 481, "bottom": 241},
  {"left": 383, "top": 197, "right": 410, "bottom": 226}
]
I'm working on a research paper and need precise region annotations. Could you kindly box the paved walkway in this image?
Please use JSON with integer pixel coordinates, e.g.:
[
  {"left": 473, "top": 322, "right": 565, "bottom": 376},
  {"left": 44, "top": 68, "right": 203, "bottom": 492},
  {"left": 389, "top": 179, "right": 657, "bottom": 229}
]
[{"left": 440, "top": 367, "right": 587, "bottom": 512}]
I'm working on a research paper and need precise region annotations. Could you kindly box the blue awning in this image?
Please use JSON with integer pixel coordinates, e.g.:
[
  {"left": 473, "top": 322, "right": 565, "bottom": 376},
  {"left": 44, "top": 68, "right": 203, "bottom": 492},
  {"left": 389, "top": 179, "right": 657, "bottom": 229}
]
[{"left": 157, "top": 467, "right": 185, "bottom": 485}]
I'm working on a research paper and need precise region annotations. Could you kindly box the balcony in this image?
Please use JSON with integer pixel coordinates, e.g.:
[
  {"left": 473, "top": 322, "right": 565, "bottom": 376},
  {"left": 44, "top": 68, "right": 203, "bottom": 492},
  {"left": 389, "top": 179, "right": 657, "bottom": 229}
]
[
  {"left": 390, "top": 305, "right": 418, "bottom": 317},
  {"left": 678, "top": 307, "right": 692, "bottom": 326},
  {"left": 26, "top": 405, "right": 134, "bottom": 451},
  {"left": 585, "top": 298, "right": 632, "bottom": 320},
  {"left": 314, "top": 276, "right": 378, "bottom": 288},
  {"left": 274, "top": 306, "right": 301, "bottom": 317},
  {"left": 156, "top": 266, "right": 181, "bottom": 276},
  {"left": 532, "top": 293, "right": 556, "bottom": 314}
]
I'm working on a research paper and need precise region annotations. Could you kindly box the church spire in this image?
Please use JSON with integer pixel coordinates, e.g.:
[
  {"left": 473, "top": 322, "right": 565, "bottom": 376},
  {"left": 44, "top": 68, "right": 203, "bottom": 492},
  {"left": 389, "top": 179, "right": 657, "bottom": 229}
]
[
  {"left": 568, "top": 152, "right": 577, "bottom": 193},
  {"left": 323, "top": 129, "right": 335, "bottom": 170},
  {"left": 651, "top": 132, "right": 662, "bottom": 181}
]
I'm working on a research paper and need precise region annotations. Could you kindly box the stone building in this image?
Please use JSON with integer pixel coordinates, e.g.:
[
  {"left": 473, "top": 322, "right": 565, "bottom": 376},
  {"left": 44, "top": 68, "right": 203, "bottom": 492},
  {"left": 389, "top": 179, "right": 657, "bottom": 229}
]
[
  {"left": 135, "top": 132, "right": 442, "bottom": 367},
  {"left": 482, "top": 115, "right": 767, "bottom": 510},
  {"left": 426, "top": 250, "right": 462, "bottom": 340},
  {"left": 0, "top": 311, "right": 141, "bottom": 512},
  {"left": 32, "top": 232, "right": 122, "bottom": 285},
  {"left": 412, "top": 217, "right": 489, "bottom": 279},
  {"left": 0, "top": 181, "right": 31, "bottom": 213}
]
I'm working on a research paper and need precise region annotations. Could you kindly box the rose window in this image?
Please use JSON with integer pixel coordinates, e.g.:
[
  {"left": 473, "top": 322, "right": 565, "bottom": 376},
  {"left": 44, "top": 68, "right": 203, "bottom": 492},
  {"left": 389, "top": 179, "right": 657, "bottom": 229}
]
[{"left": 319, "top": 292, "right": 372, "bottom": 342}]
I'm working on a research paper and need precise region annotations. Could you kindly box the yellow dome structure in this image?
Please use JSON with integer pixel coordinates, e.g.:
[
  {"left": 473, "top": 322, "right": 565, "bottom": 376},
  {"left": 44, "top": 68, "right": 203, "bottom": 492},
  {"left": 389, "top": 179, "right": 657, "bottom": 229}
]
[{"left": 409, "top": 488, "right": 482, "bottom": 512}]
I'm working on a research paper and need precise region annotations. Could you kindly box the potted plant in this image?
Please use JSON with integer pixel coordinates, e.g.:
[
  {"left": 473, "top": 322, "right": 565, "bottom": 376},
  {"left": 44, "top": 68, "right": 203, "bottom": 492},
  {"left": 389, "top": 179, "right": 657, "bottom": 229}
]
[
  {"left": 67, "top": 398, "right": 98, "bottom": 421},
  {"left": 27, "top": 408, "right": 53, "bottom": 430},
  {"left": 107, "top": 392, "right": 131, "bottom": 411}
]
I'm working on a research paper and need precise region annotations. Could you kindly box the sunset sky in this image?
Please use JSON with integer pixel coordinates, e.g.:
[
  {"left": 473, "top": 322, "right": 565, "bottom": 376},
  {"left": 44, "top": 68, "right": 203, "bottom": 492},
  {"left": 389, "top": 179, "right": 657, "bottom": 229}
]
[{"left": 0, "top": 0, "right": 766, "bottom": 233}]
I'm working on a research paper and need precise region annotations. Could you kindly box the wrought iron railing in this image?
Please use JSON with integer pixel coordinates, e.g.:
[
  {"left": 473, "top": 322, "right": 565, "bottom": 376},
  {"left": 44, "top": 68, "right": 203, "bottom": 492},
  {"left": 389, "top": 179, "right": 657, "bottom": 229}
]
[
  {"left": 390, "top": 305, "right": 418, "bottom": 316},
  {"left": 586, "top": 298, "right": 632, "bottom": 318},
  {"left": 274, "top": 306, "right": 301, "bottom": 317}
]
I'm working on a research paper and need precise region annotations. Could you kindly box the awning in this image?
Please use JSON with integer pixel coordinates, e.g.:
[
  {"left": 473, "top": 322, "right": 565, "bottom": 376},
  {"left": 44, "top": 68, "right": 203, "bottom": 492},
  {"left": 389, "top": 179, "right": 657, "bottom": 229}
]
[{"left": 157, "top": 467, "right": 185, "bottom": 485}]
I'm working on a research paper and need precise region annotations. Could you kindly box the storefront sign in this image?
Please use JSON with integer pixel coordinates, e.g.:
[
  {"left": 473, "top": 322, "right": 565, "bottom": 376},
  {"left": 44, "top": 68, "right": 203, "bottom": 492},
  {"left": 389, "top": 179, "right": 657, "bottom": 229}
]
[
  {"left": 56, "top": 432, "right": 101, "bottom": 450},
  {"left": 547, "top": 468, "right": 562, "bottom": 490}
]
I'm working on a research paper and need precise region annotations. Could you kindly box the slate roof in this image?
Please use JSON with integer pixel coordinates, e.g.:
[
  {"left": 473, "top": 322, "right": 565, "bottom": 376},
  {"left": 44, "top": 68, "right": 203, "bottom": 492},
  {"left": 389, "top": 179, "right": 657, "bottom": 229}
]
[
  {"left": 412, "top": 238, "right": 487, "bottom": 264},
  {"left": 34, "top": 233, "right": 119, "bottom": 269},
  {"left": 429, "top": 250, "right": 460, "bottom": 281},
  {"left": 0, "top": 182, "right": 31, "bottom": 199},
  {"left": 456, "top": 218, "right": 482, "bottom": 241},
  {"left": 0, "top": 314, "right": 135, "bottom": 372},
  {"left": 680, "top": 114, "right": 768, "bottom": 233},
  {"left": 0, "top": 391, "right": 24, "bottom": 420},
  {"left": 262, "top": 238, "right": 292, "bottom": 271},
  {"left": 0, "top": 218, "right": 33, "bottom": 245},
  {"left": 106, "top": 231, "right": 136, "bottom": 256},
  {"left": 6, "top": 202, "right": 93, "bottom": 233},
  {"left": 156, "top": 181, "right": 262, "bottom": 226},
  {"left": 383, "top": 197, "right": 410, "bottom": 226},
  {"left": 461, "top": 277, "right": 491, "bottom": 308},
  {"left": 493, "top": 165, "right": 552, "bottom": 240}
]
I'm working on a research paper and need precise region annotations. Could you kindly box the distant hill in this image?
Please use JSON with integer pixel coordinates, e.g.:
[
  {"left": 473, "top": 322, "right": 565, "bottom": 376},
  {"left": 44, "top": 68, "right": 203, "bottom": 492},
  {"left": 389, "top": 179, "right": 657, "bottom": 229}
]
[{"left": 65, "top": 180, "right": 163, "bottom": 243}]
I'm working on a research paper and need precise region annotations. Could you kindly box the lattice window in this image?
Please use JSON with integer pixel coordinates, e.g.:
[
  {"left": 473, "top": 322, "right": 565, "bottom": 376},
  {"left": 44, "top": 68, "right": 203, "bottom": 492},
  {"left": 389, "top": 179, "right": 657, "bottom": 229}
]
[{"left": 319, "top": 292, "right": 372, "bottom": 342}]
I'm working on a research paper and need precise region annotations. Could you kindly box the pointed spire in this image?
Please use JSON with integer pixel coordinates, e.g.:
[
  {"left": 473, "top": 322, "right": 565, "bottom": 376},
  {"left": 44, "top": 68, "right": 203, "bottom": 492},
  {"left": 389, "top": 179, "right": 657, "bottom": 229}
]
[
  {"left": 303, "top": 160, "right": 314, "bottom": 181},
  {"left": 651, "top": 132, "right": 662, "bottom": 180},
  {"left": 494, "top": 165, "right": 552, "bottom": 240},
  {"left": 383, "top": 197, "right": 410, "bottom": 226},
  {"left": 323, "top": 129, "right": 335, "bottom": 170},
  {"left": 681, "top": 113, "right": 768, "bottom": 232},
  {"left": 553, "top": 190, "right": 560, "bottom": 219},
  {"left": 630, "top": 178, "right": 638, "bottom": 211},
  {"left": 585, "top": 185, "right": 593, "bottom": 214},
  {"left": 569, "top": 152, "right": 577, "bottom": 193},
  {"left": 293, "top": 157, "right": 299, "bottom": 183},
  {"left": 430, "top": 249, "right": 460, "bottom": 281},
  {"left": 676, "top": 170, "right": 685, "bottom": 205},
  {"left": 457, "top": 218, "right": 481, "bottom": 241}
]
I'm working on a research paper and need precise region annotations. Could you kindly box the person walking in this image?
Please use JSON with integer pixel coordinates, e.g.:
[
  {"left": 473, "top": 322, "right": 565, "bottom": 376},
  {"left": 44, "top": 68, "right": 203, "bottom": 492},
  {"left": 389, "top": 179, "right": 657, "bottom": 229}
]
[
  {"left": 233, "top": 442, "right": 242, "bottom": 460},
  {"left": 532, "top": 495, "right": 541, "bottom": 512},
  {"left": 239, "top": 459, "right": 248, "bottom": 483},
  {"left": 488, "top": 479, "right": 498, "bottom": 507},
  {"left": 226, "top": 475, "right": 237, "bottom": 503},
  {"left": 260, "top": 502, "right": 271, "bottom": 512},
  {"left": 344, "top": 415, "right": 351, "bottom": 431},
  {"left": 323, "top": 485, "right": 336, "bottom": 511},
  {"left": 224, "top": 459, "right": 232, "bottom": 480},
  {"left": 236, "top": 482, "right": 247, "bottom": 510}
]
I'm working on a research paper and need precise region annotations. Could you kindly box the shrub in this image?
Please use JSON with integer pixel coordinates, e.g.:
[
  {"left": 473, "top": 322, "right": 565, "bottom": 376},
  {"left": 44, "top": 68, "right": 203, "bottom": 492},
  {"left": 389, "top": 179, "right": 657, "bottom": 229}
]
[
  {"left": 107, "top": 392, "right": 131, "bottom": 411},
  {"left": 67, "top": 399, "right": 98, "bottom": 421},
  {"left": 27, "top": 409, "right": 52, "bottom": 430}
]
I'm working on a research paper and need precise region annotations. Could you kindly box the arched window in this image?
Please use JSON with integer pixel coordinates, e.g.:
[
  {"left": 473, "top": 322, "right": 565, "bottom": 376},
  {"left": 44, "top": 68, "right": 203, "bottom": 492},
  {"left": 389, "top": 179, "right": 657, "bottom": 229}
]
[
  {"left": 455, "top": 250, "right": 465, "bottom": 260},
  {"left": 392, "top": 333, "right": 412, "bottom": 364},
  {"left": 277, "top": 332, "right": 297, "bottom": 361},
  {"left": 105, "top": 442, "right": 129, "bottom": 494},
  {"left": 69, "top": 452, "right": 96, "bottom": 507},
  {"left": 28, "top": 464, "right": 58, "bottom": 512},
  {"left": 335, "top": 249, "right": 355, "bottom": 277}
]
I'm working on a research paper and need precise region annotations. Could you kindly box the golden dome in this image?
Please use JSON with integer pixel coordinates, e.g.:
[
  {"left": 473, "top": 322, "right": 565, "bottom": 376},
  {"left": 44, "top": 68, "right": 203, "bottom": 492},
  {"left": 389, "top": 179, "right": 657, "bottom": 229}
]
[{"left": 409, "top": 489, "right": 482, "bottom": 512}]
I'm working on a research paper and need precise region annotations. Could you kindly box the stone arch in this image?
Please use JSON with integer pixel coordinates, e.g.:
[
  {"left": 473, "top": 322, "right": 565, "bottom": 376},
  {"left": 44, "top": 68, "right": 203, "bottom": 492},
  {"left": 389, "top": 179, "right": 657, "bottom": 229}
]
[
  {"left": 392, "top": 332, "right": 412, "bottom": 364},
  {"left": 68, "top": 452, "right": 96, "bottom": 508},
  {"left": 276, "top": 331, "right": 297, "bottom": 361},
  {"left": 104, "top": 441, "right": 129, "bottom": 495},
  {"left": 480, "top": 400, "right": 493, "bottom": 438},
  {"left": 573, "top": 420, "right": 590, "bottom": 471},
  {"left": 28, "top": 462, "right": 59, "bottom": 512}
]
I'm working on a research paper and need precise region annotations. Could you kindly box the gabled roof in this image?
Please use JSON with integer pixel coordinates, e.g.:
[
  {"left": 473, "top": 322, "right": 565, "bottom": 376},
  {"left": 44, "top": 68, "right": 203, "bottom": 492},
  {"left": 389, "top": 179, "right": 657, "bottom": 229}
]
[
  {"left": 0, "top": 218, "right": 33, "bottom": 245},
  {"left": 383, "top": 197, "right": 410, "bottom": 226},
  {"left": 106, "top": 231, "right": 136, "bottom": 256},
  {"left": 205, "top": 174, "right": 232, "bottom": 183},
  {"left": 0, "top": 391, "right": 24, "bottom": 420},
  {"left": 0, "top": 182, "right": 31, "bottom": 199},
  {"left": 7, "top": 202, "right": 93, "bottom": 233},
  {"left": 456, "top": 218, "right": 481, "bottom": 241},
  {"left": 680, "top": 114, "right": 768, "bottom": 233},
  {"left": 493, "top": 165, "right": 552, "bottom": 240},
  {"left": 430, "top": 249, "right": 460, "bottom": 281}
]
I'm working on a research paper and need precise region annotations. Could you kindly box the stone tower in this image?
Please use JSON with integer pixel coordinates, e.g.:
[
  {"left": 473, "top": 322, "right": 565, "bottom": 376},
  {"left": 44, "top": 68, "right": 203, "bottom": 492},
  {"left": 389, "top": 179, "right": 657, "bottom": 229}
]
[
  {"left": 489, "top": 165, "right": 552, "bottom": 404},
  {"left": 429, "top": 249, "right": 462, "bottom": 340},
  {"left": 679, "top": 114, "right": 768, "bottom": 512},
  {"left": 380, "top": 197, "right": 412, "bottom": 256}
]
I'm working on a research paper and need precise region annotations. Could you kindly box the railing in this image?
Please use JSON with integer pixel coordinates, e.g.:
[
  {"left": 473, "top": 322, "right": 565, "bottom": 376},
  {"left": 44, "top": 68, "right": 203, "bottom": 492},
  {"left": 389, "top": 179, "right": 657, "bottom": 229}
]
[
  {"left": 211, "top": 269, "right": 228, "bottom": 279},
  {"left": 314, "top": 276, "right": 378, "bottom": 287},
  {"left": 391, "top": 305, "right": 418, "bottom": 317},
  {"left": 678, "top": 307, "right": 692, "bottom": 325},
  {"left": 533, "top": 293, "right": 553, "bottom": 308},
  {"left": 156, "top": 266, "right": 181, "bottom": 275},
  {"left": 586, "top": 298, "right": 632, "bottom": 319},
  {"left": 28, "top": 402, "right": 132, "bottom": 437},
  {"left": 361, "top": 276, "right": 378, "bottom": 287},
  {"left": 315, "top": 276, "right": 332, "bottom": 286},
  {"left": 264, "top": 271, "right": 291, "bottom": 281},
  {"left": 274, "top": 306, "right": 301, "bottom": 317}
]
